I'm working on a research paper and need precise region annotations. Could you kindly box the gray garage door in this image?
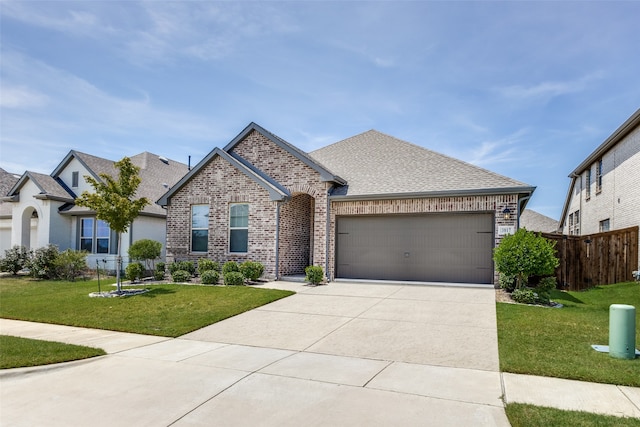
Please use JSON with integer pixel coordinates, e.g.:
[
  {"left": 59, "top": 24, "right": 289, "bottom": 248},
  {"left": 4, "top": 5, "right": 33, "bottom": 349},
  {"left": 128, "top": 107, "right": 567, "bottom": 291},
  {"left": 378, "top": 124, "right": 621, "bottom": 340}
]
[{"left": 336, "top": 213, "right": 494, "bottom": 284}]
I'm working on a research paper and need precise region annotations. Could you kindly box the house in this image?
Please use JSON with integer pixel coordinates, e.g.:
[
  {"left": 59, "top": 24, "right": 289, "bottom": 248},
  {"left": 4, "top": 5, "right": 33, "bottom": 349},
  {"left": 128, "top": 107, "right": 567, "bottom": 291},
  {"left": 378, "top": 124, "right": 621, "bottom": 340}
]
[
  {"left": 519, "top": 209, "right": 559, "bottom": 233},
  {"left": 2, "top": 150, "right": 188, "bottom": 269},
  {"left": 559, "top": 108, "right": 640, "bottom": 264},
  {"left": 159, "top": 123, "right": 535, "bottom": 285},
  {"left": 0, "top": 168, "right": 20, "bottom": 253}
]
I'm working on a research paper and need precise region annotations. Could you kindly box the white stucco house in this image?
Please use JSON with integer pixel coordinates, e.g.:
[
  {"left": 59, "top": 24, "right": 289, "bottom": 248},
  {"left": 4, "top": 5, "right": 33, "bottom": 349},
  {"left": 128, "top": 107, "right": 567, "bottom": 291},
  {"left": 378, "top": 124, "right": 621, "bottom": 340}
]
[
  {"left": 559, "top": 108, "right": 640, "bottom": 264},
  {"left": 1, "top": 150, "right": 188, "bottom": 270}
]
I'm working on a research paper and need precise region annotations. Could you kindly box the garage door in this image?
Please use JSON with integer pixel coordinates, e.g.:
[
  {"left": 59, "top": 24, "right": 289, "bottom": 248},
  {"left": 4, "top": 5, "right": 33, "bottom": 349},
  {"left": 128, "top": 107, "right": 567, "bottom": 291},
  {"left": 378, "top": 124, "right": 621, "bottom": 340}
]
[{"left": 336, "top": 213, "right": 494, "bottom": 284}]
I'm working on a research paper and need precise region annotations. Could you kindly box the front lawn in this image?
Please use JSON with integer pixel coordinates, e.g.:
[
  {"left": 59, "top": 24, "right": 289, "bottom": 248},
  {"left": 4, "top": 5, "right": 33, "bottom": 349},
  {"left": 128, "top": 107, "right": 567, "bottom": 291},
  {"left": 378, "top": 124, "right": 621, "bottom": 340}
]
[
  {"left": 497, "top": 281, "right": 640, "bottom": 386},
  {"left": 0, "top": 276, "right": 294, "bottom": 337},
  {"left": 505, "top": 403, "right": 640, "bottom": 427},
  {"left": 0, "top": 335, "right": 106, "bottom": 369}
]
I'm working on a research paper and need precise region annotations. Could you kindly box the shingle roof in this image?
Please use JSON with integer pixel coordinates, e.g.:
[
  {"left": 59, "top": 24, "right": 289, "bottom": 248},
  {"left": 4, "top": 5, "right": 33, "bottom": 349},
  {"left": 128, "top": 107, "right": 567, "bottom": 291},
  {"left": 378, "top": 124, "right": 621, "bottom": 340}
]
[
  {"left": 520, "top": 209, "right": 559, "bottom": 233},
  {"left": 310, "top": 130, "right": 533, "bottom": 198},
  {"left": 0, "top": 168, "right": 20, "bottom": 217},
  {"left": 6, "top": 171, "right": 74, "bottom": 203}
]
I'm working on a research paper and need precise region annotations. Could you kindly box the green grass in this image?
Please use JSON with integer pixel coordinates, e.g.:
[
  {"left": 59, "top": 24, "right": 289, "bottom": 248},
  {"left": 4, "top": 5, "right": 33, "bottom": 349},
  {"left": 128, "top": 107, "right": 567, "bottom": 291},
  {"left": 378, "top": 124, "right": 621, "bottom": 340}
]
[
  {"left": 497, "top": 281, "right": 640, "bottom": 386},
  {"left": 0, "top": 335, "right": 106, "bottom": 369},
  {"left": 505, "top": 403, "right": 640, "bottom": 427},
  {"left": 0, "top": 276, "right": 294, "bottom": 337}
]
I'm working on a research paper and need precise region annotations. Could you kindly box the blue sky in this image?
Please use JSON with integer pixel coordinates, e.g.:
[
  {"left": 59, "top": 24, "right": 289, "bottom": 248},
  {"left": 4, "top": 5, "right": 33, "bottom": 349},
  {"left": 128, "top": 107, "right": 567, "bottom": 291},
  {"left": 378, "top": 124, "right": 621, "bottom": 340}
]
[{"left": 1, "top": 1, "right": 639, "bottom": 220}]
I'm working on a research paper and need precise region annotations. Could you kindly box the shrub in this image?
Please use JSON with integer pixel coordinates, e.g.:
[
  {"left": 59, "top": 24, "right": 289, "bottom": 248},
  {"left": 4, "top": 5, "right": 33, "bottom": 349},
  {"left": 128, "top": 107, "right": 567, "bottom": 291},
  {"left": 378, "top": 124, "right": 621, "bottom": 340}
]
[
  {"left": 128, "top": 239, "right": 162, "bottom": 271},
  {"left": 171, "top": 270, "right": 191, "bottom": 283},
  {"left": 53, "top": 249, "right": 88, "bottom": 281},
  {"left": 198, "top": 259, "right": 220, "bottom": 275},
  {"left": 493, "top": 229, "right": 559, "bottom": 289},
  {"left": 535, "top": 276, "right": 557, "bottom": 305},
  {"left": 169, "top": 261, "right": 195, "bottom": 276},
  {"left": 222, "top": 261, "right": 240, "bottom": 274},
  {"left": 223, "top": 271, "right": 244, "bottom": 286},
  {"left": 28, "top": 244, "right": 60, "bottom": 279},
  {"left": 305, "top": 265, "right": 324, "bottom": 285},
  {"left": 154, "top": 262, "right": 165, "bottom": 281},
  {"left": 239, "top": 261, "right": 264, "bottom": 282},
  {"left": 125, "top": 262, "right": 145, "bottom": 282},
  {"left": 0, "top": 245, "right": 31, "bottom": 275},
  {"left": 201, "top": 269, "right": 220, "bottom": 285},
  {"left": 512, "top": 288, "right": 537, "bottom": 305},
  {"left": 499, "top": 273, "right": 517, "bottom": 293}
]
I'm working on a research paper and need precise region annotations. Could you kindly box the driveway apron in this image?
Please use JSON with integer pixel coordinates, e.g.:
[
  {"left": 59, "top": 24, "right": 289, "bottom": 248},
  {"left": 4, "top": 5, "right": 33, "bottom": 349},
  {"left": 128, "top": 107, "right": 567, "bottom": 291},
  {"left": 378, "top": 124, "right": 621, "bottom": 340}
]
[{"left": 1, "top": 282, "right": 508, "bottom": 426}]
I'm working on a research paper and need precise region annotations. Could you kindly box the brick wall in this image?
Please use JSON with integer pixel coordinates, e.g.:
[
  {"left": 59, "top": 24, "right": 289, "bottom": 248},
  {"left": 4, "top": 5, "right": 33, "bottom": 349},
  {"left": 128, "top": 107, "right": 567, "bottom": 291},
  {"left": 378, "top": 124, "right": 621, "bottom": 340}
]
[{"left": 165, "top": 155, "right": 278, "bottom": 276}]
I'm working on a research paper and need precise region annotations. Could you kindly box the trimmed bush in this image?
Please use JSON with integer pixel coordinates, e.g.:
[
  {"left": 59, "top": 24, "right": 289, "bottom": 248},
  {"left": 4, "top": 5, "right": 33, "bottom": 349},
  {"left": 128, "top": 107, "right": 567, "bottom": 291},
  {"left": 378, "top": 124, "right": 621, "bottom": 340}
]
[
  {"left": 239, "top": 261, "right": 264, "bottom": 282},
  {"left": 535, "top": 276, "right": 557, "bottom": 304},
  {"left": 223, "top": 271, "right": 244, "bottom": 286},
  {"left": 171, "top": 270, "right": 191, "bottom": 283},
  {"left": 28, "top": 244, "right": 59, "bottom": 279},
  {"left": 222, "top": 261, "right": 240, "bottom": 274},
  {"left": 54, "top": 249, "right": 88, "bottom": 281},
  {"left": 201, "top": 269, "right": 220, "bottom": 285},
  {"left": 198, "top": 259, "right": 220, "bottom": 275},
  {"left": 125, "top": 262, "right": 145, "bottom": 282},
  {"left": 128, "top": 239, "right": 162, "bottom": 271},
  {"left": 0, "top": 245, "right": 31, "bottom": 275},
  {"left": 154, "top": 262, "right": 165, "bottom": 281},
  {"left": 512, "top": 288, "right": 537, "bottom": 305},
  {"left": 305, "top": 265, "right": 324, "bottom": 285},
  {"left": 169, "top": 261, "right": 195, "bottom": 276}
]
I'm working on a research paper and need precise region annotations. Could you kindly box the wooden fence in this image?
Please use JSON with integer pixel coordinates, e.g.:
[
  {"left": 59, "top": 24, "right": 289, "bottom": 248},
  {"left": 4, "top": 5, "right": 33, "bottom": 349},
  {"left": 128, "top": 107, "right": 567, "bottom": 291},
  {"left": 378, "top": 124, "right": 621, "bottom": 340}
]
[{"left": 541, "top": 226, "right": 639, "bottom": 291}]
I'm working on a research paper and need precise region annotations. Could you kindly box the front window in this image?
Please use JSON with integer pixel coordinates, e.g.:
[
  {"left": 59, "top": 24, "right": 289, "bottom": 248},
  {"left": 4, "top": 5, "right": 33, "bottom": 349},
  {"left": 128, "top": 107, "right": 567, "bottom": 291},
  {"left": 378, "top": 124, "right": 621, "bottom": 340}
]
[
  {"left": 599, "top": 219, "right": 610, "bottom": 232},
  {"left": 191, "top": 205, "right": 209, "bottom": 252},
  {"left": 79, "top": 218, "right": 111, "bottom": 253},
  {"left": 574, "top": 210, "right": 580, "bottom": 235},
  {"left": 229, "top": 203, "right": 249, "bottom": 253}
]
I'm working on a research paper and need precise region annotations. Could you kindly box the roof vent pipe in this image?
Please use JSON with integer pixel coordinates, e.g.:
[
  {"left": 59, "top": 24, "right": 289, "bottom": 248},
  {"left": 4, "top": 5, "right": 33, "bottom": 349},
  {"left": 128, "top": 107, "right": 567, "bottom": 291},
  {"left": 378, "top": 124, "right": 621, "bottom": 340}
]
[{"left": 188, "top": 155, "right": 191, "bottom": 171}]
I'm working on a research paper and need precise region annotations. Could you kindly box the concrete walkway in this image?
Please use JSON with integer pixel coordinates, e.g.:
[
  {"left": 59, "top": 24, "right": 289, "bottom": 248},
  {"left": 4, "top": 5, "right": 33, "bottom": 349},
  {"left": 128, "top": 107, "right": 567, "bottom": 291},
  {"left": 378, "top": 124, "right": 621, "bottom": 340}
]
[{"left": 1, "top": 281, "right": 638, "bottom": 426}]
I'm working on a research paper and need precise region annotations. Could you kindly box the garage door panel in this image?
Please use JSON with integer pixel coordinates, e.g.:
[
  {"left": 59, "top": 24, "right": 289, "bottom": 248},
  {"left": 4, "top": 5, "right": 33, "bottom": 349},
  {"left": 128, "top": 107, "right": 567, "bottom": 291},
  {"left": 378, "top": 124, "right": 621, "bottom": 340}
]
[{"left": 336, "top": 213, "right": 494, "bottom": 284}]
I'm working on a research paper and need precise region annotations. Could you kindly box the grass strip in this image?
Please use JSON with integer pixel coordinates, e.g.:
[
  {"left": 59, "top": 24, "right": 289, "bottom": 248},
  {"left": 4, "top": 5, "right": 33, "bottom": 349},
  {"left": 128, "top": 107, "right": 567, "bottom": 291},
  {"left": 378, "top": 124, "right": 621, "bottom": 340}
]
[
  {"left": 505, "top": 403, "right": 640, "bottom": 427},
  {"left": 1, "top": 335, "right": 106, "bottom": 369}
]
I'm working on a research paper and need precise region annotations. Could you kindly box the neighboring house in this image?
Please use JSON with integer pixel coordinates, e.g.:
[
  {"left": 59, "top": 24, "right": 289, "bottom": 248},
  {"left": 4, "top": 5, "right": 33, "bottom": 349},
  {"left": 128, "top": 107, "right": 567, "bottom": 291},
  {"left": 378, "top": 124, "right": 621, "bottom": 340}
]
[
  {"left": 2, "top": 150, "right": 188, "bottom": 269},
  {"left": 559, "top": 108, "right": 640, "bottom": 264},
  {"left": 159, "top": 123, "right": 535, "bottom": 285},
  {"left": 519, "top": 209, "right": 559, "bottom": 233},
  {"left": 0, "top": 168, "right": 20, "bottom": 253}
]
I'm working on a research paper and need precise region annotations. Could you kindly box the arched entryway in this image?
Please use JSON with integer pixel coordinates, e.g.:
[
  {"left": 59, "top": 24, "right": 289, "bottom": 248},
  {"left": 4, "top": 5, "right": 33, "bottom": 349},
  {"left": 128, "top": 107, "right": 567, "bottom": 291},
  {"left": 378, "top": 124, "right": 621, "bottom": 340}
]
[
  {"left": 21, "top": 207, "right": 39, "bottom": 249},
  {"left": 278, "top": 193, "right": 315, "bottom": 276}
]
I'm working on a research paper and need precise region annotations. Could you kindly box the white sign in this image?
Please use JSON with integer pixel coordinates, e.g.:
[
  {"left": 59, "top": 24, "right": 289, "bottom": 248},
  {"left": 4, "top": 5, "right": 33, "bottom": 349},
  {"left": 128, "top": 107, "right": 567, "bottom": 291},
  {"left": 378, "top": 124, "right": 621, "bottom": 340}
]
[{"left": 498, "top": 226, "right": 515, "bottom": 237}]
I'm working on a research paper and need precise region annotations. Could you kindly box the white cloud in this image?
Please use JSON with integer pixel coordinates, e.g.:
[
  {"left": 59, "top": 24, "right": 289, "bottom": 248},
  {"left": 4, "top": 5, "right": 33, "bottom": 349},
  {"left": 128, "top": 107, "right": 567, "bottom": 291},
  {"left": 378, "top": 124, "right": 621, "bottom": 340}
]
[
  {"left": 0, "top": 86, "right": 49, "bottom": 109},
  {"left": 497, "top": 73, "right": 604, "bottom": 101}
]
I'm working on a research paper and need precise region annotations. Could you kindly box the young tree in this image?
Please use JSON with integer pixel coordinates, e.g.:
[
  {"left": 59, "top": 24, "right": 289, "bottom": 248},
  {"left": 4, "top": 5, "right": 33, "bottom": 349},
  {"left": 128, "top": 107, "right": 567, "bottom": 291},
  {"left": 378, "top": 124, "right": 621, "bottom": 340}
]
[
  {"left": 493, "top": 228, "right": 559, "bottom": 290},
  {"left": 75, "top": 157, "right": 149, "bottom": 293},
  {"left": 128, "top": 239, "right": 162, "bottom": 271}
]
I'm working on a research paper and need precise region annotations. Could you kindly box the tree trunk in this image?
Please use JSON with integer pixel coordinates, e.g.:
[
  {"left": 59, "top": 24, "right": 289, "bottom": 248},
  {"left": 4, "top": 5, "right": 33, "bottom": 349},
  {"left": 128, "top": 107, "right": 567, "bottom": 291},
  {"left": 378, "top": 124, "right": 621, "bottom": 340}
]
[{"left": 116, "top": 232, "right": 122, "bottom": 293}]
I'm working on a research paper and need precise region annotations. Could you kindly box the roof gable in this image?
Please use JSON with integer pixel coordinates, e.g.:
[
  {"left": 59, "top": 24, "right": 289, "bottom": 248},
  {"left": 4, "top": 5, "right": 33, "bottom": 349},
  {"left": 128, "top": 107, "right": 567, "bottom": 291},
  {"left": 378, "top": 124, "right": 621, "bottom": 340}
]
[
  {"left": 225, "top": 122, "right": 345, "bottom": 185},
  {"left": 6, "top": 171, "right": 74, "bottom": 202},
  {"left": 157, "top": 148, "right": 289, "bottom": 206},
  {"left": 310, "top": 130, "right": 534, "bottom": 198}
]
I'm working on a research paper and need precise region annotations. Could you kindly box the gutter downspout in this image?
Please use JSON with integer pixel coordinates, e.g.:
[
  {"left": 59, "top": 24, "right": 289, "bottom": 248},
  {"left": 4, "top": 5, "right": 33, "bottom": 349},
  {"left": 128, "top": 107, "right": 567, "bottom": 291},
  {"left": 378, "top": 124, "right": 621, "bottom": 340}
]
[
  {"left": 325, "top": 185, "right": 333, "bottom": 281},
  {"left": 275, "top": 202, "right": 280, "bottom": 280}
]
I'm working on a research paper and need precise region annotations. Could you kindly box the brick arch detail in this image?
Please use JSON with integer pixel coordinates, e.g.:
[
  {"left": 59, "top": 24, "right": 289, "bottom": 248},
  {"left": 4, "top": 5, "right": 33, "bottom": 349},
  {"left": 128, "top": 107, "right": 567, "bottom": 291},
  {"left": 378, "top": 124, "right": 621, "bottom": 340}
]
[{"left": 287, "top": 184, "right": 321, "bottom": 199}]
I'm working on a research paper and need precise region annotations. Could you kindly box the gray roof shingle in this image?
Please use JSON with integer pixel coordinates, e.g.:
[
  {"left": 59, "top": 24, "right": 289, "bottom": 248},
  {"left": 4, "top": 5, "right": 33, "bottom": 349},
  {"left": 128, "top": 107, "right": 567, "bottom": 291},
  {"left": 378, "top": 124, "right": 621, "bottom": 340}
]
[
  {"left": 310, "top": 130, "right": 533, "bottom": 198},
  {"left": 520, "top": 209, "right": 559, "bottom": 233}
]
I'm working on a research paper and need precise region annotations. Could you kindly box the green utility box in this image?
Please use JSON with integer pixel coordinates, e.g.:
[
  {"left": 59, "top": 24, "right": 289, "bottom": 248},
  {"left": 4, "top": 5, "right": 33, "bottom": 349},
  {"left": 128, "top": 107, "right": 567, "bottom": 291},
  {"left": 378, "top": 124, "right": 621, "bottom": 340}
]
[{"left": 609, "top": 304, "right": 636, "bottom": 360}]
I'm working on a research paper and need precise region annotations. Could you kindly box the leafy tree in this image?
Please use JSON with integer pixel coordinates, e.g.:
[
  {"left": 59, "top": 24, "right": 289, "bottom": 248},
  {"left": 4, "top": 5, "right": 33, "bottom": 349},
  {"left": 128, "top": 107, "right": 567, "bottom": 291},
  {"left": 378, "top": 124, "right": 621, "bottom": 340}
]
[
  {"left": 75, "top": 157, "right": 149, "bottom": 293},
  {"left": 493, "top": 228, "right": 559, "bottom": 290},
  {"left": 128, "top": 239, "right": 162, "bottom": 271}
]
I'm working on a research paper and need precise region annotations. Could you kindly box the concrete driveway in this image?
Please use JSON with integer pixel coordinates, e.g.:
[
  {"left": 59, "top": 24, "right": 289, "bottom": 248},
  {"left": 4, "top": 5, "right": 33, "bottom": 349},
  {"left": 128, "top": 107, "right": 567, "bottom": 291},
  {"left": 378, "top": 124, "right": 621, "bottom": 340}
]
[{"left": 0, "top": 281, "right": 509, "bottom": 426}]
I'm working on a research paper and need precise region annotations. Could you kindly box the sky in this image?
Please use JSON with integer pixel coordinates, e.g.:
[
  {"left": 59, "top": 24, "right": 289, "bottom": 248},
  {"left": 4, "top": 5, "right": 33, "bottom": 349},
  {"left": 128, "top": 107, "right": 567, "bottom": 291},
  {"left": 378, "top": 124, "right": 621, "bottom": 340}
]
[{"left": 1, "top": 1, "right": 639, "bottom": 220}]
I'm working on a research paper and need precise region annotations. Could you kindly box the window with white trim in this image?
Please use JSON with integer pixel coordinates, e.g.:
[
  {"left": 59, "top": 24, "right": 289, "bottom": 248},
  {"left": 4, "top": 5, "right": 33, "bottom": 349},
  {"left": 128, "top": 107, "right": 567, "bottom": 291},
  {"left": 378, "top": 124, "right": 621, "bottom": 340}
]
[
  {"left": 574, "top": 210, "right": 580, "bottom": 235},
  {"left": 191, "top": 205, "right": 209, "bottom": 252},
  {"left": 585, "top": 169, "right": 591, "bottom": 200},
  {"left": 79, "top": 218, "right": 112, "bottom": 254},
  {"left": 72, "top": 171, "right": 79, "bottom": 188},
  {"left": 229, "top": 203, "right": 249, "bottom": 253},
  {"left": 599, "top": 219, "right": 610, "bottom": 232},
  {"left": 595, "top": 159, "right": 603, "bottom": 193}
]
